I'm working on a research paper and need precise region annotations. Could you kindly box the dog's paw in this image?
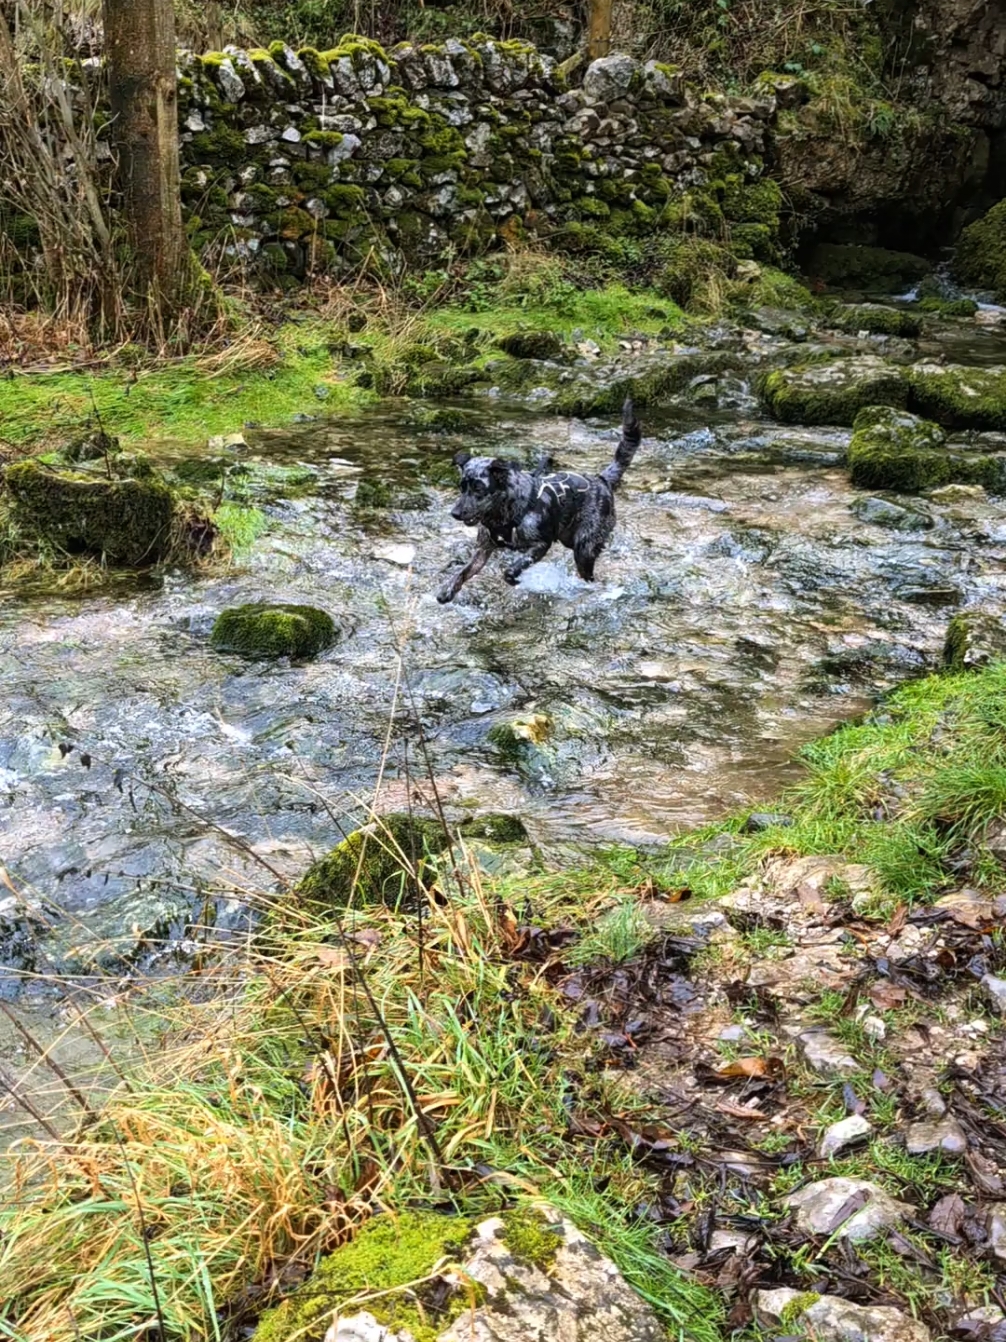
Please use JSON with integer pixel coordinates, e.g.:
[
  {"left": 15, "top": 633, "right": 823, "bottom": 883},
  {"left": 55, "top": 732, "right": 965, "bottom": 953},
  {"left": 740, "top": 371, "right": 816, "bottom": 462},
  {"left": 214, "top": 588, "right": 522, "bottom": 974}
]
[
  {"left": 503, "top": 569, "right": 521, "bottom": 586},
  {"left": 436, "top": 587, "right": 454, "bottom": 604}
]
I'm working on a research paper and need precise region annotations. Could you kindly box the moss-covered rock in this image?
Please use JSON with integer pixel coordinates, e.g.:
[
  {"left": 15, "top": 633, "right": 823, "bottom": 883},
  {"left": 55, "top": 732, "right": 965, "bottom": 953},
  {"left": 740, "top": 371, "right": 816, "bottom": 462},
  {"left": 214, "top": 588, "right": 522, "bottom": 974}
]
[
  {"left": 488, "top": 713, "right": 552, "bottom": 763},
  {"left": 827, "top": 304, "right": 921, "bottom": 338},
  {"left": 210, "top": 603, "right": 336, "bottom": 659},
  {"left": 847, "top": 406, "right": 952, "bottom": 492},
  {"left": 906, "top": 363, "right": 1006, "bottom": 430},
  {"left": 297, "top": 814, "right": 449, "bottom": 910},
  {"left": 3, "top": 459, "right": 176, "bottom": 565},
  {"left": 458, "top": 812, "right": 529, "bottom": 843},
  {"left": 804, "top": 244, "right": 931, "bottom": 293},
  {"left": 954, "top": 199, "right": 1006, "bottom": 300},
  {"left": 757, "top": 357, "right": 908, "bottom": 426},
  {"left": 252, "top": 1211, "right": 475, "bottom": 1342},
  {"left": 916, "top": 296, "right": 979, "bottom": 318},
  {"left": 944, "top": 612, "right": 1006, "bottom": 671},
  {"left": 497, "top": 330, "right": 566, "bottom": 361}
]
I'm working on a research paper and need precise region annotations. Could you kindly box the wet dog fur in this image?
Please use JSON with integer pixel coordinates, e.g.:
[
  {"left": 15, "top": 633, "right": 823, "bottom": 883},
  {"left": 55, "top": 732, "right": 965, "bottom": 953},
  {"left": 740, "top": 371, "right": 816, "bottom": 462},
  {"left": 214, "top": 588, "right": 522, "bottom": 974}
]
[{"left": 437, "top": 398, "right": 641, "bottom": 603}]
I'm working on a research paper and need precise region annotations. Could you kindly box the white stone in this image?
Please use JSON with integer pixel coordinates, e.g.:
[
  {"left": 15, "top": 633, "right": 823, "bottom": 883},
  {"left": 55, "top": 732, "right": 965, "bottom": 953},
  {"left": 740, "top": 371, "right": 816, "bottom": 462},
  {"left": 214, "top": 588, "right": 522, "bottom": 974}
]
[
  {"left": 583, "top": 53, "right": 640, "bottom": 105},
  {"left": 244, "top": 125, "right": 274, "bottom": 145},
  {"left": 281, "top": 126, "right": 302, "bottom": 143},
  {"left": 905, "top": 1116, "right": 967, "bottom": 1156},
  {"left": 372, "top": 543, "right": 416, "bottom": 567},
  {"left": 756, "top": 1288, "right": 931, "bottom": 1342},
  {"left": 983, "top": 973, "right": 1006, "bottom": 1015},
  {"left": 216, "top": 58, "right": 245, "bottom": 103},
  {"left": 784, "top": 1177, "right": 913, "bottom": 1242},
  {"left": 818, "top": 1114, "right": 872, "bottom": 1159},
  {"left": 798, "top": 1029, "right": 859, "bottom": 1075}
]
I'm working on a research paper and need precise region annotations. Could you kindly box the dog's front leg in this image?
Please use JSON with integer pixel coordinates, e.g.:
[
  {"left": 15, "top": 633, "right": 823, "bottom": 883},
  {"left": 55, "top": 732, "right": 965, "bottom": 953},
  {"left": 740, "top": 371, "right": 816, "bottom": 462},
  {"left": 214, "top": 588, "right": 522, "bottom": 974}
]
[
  {"left": 437, "top": 528, "right": 496, "bottom": 604},
  {"left": 503, "top": 541, "right": 551, "bottom": 586}
]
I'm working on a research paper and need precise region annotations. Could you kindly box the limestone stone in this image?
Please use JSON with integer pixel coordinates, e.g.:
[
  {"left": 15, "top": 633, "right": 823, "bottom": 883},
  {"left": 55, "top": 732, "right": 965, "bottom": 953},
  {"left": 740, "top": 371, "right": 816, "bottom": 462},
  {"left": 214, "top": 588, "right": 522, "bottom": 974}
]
[
  {"left": 756, "top": 1288, "right": 931, "bottom": 1342},
  {"left": 784, "top": 1177, "right": 914, "bottom": 1241}
]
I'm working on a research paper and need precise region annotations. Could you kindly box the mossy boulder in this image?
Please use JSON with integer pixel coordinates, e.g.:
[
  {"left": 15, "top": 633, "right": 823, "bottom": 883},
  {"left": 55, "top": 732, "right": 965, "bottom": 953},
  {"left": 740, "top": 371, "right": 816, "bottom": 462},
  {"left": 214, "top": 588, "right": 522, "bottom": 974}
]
[
  {"left": 827, "top": 304, "right": 921, "bottom": 338},
  {"left": 210, "top": 603, "right": 336, "bottom": 659},
  {"left": 847, "top": 406, "right": 952, "bottom": 493},
  {"left": 252, "top": 1205, "right": 666, "bottom": 1342},
  {"left": 297, "top": 814, "right": 449, "bottom": 910},
  {"left": 954, "top": 199, "right": 1006, "bottom": 300},
  {"left": 252, "top": 1211, "right": 475, "bottom": 1342},
  {"left": 906, "top": 362, "right": 1006, "bottom": 431},
  {"left": 487, "top": 713, "right": 552, "bottom": 764},
  {"left": 3, "top": 459, "right": 176, "bottom": 565},
  {"left": 756, "top": 357, "right": 908, "bottom": 426},
  {"left": 847, "top": 405, "right": 1006, "bottom": 494},
  {"left": 497, "top": 330, "right": 566, "bottom": 361},
  {"left": 944, "top": 612, "right": 1006, "bottom": 671},
  {"left": 916, "top": 296, "right": 979, "bottom": 318},
  {"left": 804, "top": 244, "right": 931, "bottom": 294}
]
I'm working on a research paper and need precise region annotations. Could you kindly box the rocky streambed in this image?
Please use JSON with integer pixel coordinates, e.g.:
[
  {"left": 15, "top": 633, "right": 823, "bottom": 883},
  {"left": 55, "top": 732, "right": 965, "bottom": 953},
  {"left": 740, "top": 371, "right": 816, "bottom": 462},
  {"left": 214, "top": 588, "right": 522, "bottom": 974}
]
[{"left": 5, "top": 300, "right": 1006, "bottom": 987}]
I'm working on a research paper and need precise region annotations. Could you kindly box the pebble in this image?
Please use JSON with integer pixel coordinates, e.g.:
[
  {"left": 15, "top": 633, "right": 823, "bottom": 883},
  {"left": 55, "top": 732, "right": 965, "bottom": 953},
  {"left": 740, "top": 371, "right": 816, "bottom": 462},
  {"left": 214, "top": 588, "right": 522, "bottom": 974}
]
[
  {"left": 983, "top": 974, "right": 1006, "bottom": 1015},
  {"left": 904, "top": 1116, "right": 967, "bottom": 1156},
  {"left": 819, "top": 1114, "right": 872, "bottom": 1159},
  {"left": 784, "top": 1177, "right": 913, "bottom": 1242},
  {"left": 756, "top": 1288, "right": 931, "bottom": 1342},
  {"left": 798, "top": 1030, "right": 860, "bottom": 1075}
]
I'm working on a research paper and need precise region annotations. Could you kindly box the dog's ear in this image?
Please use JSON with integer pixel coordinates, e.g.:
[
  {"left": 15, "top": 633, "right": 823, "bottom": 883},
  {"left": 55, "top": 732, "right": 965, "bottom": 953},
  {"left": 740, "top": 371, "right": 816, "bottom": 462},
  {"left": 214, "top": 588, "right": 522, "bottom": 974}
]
[
  {"left": 452, "top": 450, "right": 471, "bottom": 470},
  {"left": 488, "top": 458, "right": 511, "bottom": 489}
]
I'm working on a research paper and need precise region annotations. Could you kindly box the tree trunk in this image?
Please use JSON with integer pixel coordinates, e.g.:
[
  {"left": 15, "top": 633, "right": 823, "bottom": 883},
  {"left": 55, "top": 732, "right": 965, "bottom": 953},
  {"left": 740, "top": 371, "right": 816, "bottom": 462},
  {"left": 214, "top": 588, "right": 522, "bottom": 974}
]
[
  {"left": 206, "top": 1, "right": 223, "bottom": 49},
  {"left": 103, "top": 0, "right": 191, "bottom": 324},
  {"left": 587, "top": 0, "right": 613, "bottom": 62}
]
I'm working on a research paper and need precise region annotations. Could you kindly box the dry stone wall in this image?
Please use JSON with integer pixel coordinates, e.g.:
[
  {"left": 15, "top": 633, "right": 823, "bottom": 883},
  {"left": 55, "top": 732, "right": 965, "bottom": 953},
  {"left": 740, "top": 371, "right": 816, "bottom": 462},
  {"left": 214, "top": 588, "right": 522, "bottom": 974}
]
[{"left": 176, "top": 38, "right": 781, "bottom": 278}]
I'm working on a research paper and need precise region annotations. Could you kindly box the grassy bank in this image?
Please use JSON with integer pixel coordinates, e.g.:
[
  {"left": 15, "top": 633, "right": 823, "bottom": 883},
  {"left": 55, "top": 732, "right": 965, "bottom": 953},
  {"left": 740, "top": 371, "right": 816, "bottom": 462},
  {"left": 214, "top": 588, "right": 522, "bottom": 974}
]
[
  {"left": 0, "top": 259, "right": 685, "bottom": 453},
  {"left": 2, "top": 658, "right": 1004, "bottom": 1339}
]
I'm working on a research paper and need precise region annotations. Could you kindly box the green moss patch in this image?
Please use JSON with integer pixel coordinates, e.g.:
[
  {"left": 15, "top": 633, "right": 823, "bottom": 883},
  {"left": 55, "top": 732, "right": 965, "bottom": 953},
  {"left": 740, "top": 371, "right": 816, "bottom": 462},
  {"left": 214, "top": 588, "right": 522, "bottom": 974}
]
[
  {"left": 804, "top": 244, "right": 931, "bottom": 294},
  {"left": 827, "top": 304, "right": 921, "bottom": 337},
  {"left": 3, "top": 458, "right": 176, "bottom": 565},
  {"left": 297, "top": 814, "right": 450, "bottom": 911},
  {"left": 252, "top": 1211, "right": 475, "bottom": 1342},
  {"left": 500, "top": 1207, "right": 561, "bottom": 1271},
  {"left": 210, "top": 603, "right": 336, "bottom": 660},
  {"left": 954, "top": 199, "right": 1006, "bottom": 300},
  {"left": 944, "top": 612, "right": 1006, "bottom": 672},
  {"left": 757, "top": 357, "right": 908, "bottom": 426},
  {"left": 847, "top": 406, "right": 952, "bottom": 492},
  {"left": 907, "top": 363, "right": 1006, "bottom": 431}
]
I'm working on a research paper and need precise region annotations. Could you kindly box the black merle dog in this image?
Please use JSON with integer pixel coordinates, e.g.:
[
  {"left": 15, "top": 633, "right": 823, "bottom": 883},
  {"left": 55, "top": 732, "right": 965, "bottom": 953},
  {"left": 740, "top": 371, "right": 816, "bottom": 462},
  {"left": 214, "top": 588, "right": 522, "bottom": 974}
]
[{"left": 437, "top": 398, "right": 641, "bottom": 604}]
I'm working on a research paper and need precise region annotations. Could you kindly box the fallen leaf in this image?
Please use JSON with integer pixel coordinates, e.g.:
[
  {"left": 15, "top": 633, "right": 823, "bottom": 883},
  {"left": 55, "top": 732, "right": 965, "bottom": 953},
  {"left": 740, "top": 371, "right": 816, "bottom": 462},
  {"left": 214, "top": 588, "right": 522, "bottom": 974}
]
[
  {"left": 929, "top": 1192, "right": 965, "bottom": 1239},
  {"left": 350, "top": 928, "right": 381, "bottom": 949},
  {"left": 869, "top": 981, "right": 907, "bottom": 1010},
  {"left": 796, "top": 882, "right": 827, "bottom": 914},
  {"left": 713, "top": 1056, "right": 783, "bottom": 1080},
  {"left": 889, "top": 903, "right": 908, "bottom": 935}
]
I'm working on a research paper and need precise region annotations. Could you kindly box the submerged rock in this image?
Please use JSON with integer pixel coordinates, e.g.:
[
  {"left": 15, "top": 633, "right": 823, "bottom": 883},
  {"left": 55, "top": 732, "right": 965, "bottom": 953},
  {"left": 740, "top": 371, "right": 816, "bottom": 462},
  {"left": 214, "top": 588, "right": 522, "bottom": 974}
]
[
  {"left": 756, "top": 356, "right": 908, "bottom": 426},
  {"left": 3, "top": 458, "right": 176, "bottom": 566},
  {"left": 210, "top": 603, "right": 337, "bottom": 659},
  {"left": 254, "top": 1206, "right": 667, "bottom": 1342},
  {"left": 755, "top": 1287, "right": 931, "bottom": 1342},
  {"left": 850, "top": 493, "right": 934, "bottom": 530},
  {"left": 784, "top": 1177, "right": 914, "bottom": 1241}
]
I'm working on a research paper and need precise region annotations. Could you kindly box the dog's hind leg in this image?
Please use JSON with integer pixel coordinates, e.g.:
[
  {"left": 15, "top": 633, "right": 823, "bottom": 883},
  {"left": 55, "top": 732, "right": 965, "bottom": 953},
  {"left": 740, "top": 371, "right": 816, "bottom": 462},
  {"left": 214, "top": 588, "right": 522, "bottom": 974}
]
[
  {"left": 437, "top": 528, "right": 496, "bottom": 603},
  {"left": 503, "top": 540, "right": 551, "bottom": 586},
  {"left": 573, "top": 511, "right": 614, "bottom": 582}
]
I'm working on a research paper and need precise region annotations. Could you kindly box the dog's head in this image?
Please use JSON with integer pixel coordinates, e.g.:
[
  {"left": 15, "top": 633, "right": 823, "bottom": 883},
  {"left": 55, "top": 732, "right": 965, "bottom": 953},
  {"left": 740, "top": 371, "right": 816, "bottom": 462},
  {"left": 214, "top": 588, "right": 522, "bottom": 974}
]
[{"left": 448, "top": 452, "right": 514, "bottom": 526}]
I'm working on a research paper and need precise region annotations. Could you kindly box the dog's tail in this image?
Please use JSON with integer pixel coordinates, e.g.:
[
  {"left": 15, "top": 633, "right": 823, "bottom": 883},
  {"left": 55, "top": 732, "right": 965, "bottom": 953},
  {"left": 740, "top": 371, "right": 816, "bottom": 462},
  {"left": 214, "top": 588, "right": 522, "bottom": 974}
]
[{"left": 600, "top": 397, "right": 641, "bottom": 492}]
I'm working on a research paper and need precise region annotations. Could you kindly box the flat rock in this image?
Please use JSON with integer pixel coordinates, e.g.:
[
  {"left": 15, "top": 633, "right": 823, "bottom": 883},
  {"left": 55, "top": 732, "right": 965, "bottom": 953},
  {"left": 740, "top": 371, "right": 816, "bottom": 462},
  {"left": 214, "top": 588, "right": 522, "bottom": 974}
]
[
  {"left": 798, "top": 1029, "right": 860, "bottom": 1075},
  {"left": 819, "top": 1114, "right": 873, "bottom": 1158},
  {"left": 905, "top": 1116, "right": 967, "bottom": 1156},
  {"left": 323, "top": 1209, "right": 667, "bottom": 1342},
  {"left": 851, "top": 494, "right": 934, "bottom": 531},
  {"left": 988, "top": 1204, "right": 1006, "bottom": 1260},
  {"left": 784, "top": 1177, "right": 914, "bottom": 1241},
  {"left": 371, "top": 542, "right": 416, "bottom": 566},
  {"left": 756, "top": 1287, "right": 931, "bottom": 1342},
  {"left": 748, "top": 944, "right": 857, "bottom": 1001}
]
